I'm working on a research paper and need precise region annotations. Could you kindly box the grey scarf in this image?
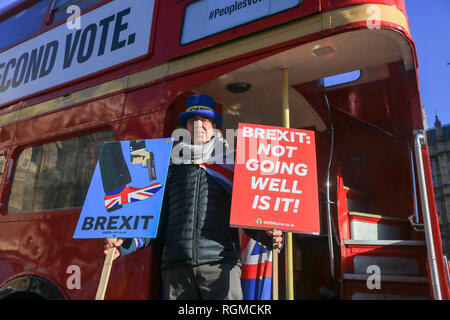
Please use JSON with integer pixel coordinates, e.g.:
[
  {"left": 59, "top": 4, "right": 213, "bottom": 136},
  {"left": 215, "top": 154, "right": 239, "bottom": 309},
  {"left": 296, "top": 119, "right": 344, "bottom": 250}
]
[{"left": 170, "top": 131, "right": 230, "bottom": 165}]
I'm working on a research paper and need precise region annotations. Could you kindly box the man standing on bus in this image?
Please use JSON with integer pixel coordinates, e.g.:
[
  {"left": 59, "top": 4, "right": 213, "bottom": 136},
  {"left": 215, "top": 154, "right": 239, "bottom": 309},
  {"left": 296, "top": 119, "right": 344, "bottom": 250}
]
[{"left": 104, "top": 94, "right": 283, "bottom": 300}]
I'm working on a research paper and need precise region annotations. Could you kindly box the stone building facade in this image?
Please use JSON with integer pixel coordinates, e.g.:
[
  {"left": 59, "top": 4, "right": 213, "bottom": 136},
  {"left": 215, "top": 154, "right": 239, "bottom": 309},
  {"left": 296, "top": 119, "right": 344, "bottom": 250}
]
[{"left": 427, "top": 116, "right": 450, "bottom": 256}]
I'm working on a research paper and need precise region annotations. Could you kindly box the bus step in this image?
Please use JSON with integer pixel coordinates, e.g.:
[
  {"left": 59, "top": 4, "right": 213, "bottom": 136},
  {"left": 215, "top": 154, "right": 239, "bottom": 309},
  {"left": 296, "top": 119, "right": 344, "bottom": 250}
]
[
  {"left": 342, "top": 273, "right": 430, "bottom": 300},
  {"left": 352, "top": 255, "right": 423, "bottom": 277},
  {"left": 348, "top": 211, "right": 411, "bottom": 240},
  {"left": 343, "top": 239, "right": 426, "bottom": 247},
  {"left": 342, "top": 240, "right": 428, "bottom": 279},
  {"left": 342, "top": 273, "right": 428, "bottom": 283},
  {"left": 344, "top": 186, "right": 371, "bottom": 198},
  {"left": 350, "top": 292, "right": 429, "bottom": 300},
  {"left": 344, "top": 186, "right": 370, "bottom": 212}
]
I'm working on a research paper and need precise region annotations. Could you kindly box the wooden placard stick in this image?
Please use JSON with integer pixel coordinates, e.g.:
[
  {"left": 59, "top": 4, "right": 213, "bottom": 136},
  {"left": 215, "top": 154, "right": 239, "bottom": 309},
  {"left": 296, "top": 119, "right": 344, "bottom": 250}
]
[{"left": 95, "top": 238, "right": 117, "bottom": 300}]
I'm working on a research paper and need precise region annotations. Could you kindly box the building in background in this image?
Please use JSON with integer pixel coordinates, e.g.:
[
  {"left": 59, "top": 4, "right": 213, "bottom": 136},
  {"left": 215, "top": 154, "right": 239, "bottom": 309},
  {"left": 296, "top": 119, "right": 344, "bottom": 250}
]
[{"left": 427, "top": 116, "right": 450, "bottom": 256}]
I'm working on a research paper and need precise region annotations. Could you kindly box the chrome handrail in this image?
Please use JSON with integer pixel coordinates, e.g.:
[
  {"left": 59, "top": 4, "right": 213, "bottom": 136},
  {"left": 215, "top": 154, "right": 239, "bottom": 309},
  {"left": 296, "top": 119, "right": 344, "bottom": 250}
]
[
  {"left": 325, "top": 94, "right": 335, "bottom": 279},
  {"left": 408, "top": 145, "right": 421, "bottom": 226},
  {"left": 413, "top": 130, "right": 442, "bottom": 300},
  {"left": 409, "top": 144, "right": 424, "bottom": 232}
]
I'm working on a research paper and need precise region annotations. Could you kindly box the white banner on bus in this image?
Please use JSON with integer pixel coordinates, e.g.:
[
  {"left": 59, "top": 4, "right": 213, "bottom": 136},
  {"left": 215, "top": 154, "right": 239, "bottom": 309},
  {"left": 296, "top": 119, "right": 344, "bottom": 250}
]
[
  {"left": 181, "top": 0, "right": 301, "bottom": 44},
  {"left": 0, "top": 0, "right": 155, "bottom": 106}
]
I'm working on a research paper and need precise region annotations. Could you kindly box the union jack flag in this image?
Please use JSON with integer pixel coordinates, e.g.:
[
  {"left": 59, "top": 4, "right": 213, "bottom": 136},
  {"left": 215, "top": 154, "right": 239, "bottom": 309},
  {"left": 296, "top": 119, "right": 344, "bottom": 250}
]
[
  {"left": 199, "top": 162, "right": 234, "bottom": 194},
  {"left": 104, "top": 183, "right": 163, "bottom": 211},
  {"left": 240, "top": 231, "right": 272, "bottom": 300},
  {"left": 200, "top": 158, "right": 272, "bottom": 300}
]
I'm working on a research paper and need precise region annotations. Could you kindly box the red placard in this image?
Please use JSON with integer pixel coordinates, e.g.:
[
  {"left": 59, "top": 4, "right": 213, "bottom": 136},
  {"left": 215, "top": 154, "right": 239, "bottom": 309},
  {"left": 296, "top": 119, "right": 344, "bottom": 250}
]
[{"left": 230, "top": 123, "right": 320, "bottom": 234}]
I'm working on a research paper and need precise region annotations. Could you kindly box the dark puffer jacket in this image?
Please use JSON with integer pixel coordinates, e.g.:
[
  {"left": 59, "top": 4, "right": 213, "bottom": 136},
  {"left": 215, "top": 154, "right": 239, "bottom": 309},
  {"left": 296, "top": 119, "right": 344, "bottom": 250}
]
[
  {"left": 161, "top": 163, "right": 239, "bottom": 268},
  {"left": 121, "top": 163, "right": 273, "bottom": 270},
  {"left": 161, "top": 164, "right": 274, "bottom": 269}
]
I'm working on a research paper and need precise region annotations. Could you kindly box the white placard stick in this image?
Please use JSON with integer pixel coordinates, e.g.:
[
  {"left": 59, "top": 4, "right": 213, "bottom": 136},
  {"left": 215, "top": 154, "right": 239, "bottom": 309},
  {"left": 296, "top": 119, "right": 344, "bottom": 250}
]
[{"left": 95, "top": 238, "right": 117, "bottom": 300}]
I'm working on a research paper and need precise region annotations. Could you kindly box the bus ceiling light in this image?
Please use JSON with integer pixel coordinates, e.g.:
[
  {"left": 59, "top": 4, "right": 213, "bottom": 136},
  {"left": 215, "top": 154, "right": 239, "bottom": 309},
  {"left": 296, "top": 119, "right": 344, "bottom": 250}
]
[
  {"left": 312, "top": 45, "right": 334, "bottom": 57},
  {"left": 229, "top": 103, "right": 242, "bottom": 111},
  {"left": 225, "top": 103, "right": 242, "bottom": 117},
  {"left": 226, "top": 82, "right": 252, "bottom": 94}
]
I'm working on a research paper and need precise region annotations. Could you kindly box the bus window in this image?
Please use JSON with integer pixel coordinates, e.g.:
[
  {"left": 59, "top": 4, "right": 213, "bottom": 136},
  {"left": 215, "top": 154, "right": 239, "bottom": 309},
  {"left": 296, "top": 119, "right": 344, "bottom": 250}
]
[
  {"left": 50, "top": 0, "right": 104, "bottom": 25},
  {"left": 7, "top": 130, "right": 114, "bottom": 213},
  {"left": 0, "top": 0, "right": 50, "bottom": 51}
]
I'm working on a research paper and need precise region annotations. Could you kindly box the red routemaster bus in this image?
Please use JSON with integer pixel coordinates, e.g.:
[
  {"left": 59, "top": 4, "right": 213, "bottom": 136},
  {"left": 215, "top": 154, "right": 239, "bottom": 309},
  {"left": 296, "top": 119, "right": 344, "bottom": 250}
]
[{"left": 0, "top": 0, "right": 449, "bottom": 300}]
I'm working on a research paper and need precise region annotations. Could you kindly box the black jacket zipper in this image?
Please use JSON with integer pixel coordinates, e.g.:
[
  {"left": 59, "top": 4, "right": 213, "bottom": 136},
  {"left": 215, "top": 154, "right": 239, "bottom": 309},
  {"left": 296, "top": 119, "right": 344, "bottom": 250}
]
[{"left": 192, "top": 166, "right": 202, "bottom": 264}]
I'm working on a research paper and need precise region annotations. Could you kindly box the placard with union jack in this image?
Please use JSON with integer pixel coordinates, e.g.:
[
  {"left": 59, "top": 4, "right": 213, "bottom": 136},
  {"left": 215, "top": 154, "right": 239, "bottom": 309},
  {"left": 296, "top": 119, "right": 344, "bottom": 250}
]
[{"left": 73, "top": 138, "right": 173, "bottom": 239}]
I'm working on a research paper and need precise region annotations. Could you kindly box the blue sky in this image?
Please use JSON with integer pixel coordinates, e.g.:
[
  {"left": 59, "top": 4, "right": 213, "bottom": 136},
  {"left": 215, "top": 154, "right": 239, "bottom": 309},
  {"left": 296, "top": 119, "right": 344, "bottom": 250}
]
[
  {"left": 0, "top": 0, "right": 12, "bottom": 10},
  {"left": 406, "top": 0, "right": 450, "bottom": 129},
  {"left": 0, "top": 0, "right": 447, "bottom": 129}
]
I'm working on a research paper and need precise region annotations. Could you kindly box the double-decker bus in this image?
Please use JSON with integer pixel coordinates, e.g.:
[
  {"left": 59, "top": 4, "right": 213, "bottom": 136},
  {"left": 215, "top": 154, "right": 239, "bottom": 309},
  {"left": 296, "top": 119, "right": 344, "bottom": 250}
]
[{"left": 0, "top": 0, "right": 448, "bottom": 300}]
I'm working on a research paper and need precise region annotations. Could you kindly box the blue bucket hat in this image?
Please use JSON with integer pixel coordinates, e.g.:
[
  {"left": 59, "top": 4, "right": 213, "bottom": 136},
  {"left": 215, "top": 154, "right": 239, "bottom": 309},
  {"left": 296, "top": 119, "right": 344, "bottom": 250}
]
[{"left": 178, "top": 94, "right": 223, "bottom": 128}]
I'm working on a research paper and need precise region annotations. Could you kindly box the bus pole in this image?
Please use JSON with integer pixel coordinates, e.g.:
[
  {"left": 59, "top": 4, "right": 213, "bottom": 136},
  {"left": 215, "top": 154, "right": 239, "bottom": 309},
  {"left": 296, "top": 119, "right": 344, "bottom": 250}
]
[{"left": 282, "top": 68, "right": 294, "bottom": 300}]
